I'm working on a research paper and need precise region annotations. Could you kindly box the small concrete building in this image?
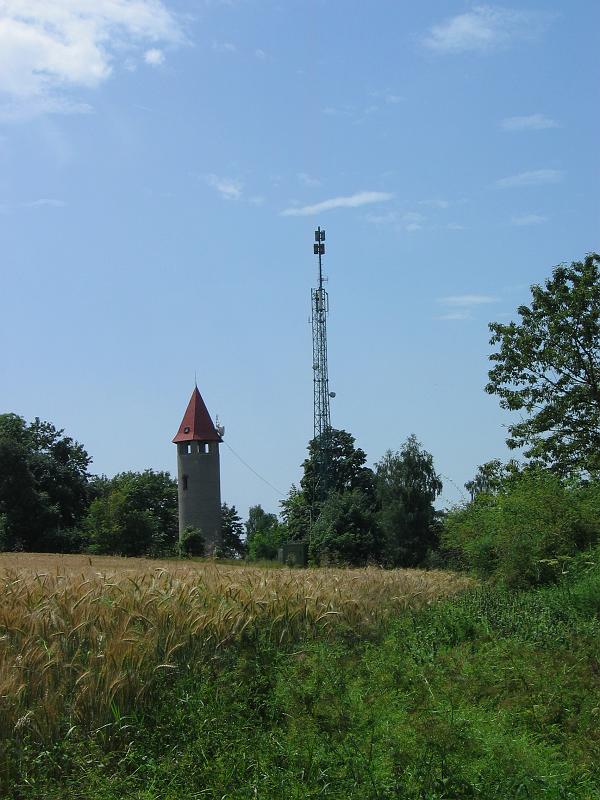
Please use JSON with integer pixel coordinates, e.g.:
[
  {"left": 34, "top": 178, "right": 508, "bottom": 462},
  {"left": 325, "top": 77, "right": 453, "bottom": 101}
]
[{"left": 173, "top": 386, "right": 222, "bottom": 553}]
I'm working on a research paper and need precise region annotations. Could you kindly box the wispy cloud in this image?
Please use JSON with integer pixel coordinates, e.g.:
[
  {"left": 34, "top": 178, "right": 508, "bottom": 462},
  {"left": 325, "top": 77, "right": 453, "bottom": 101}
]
[
  {"left": 0, "top": 0, "right": 182, "bottom": 120},
  {"left": 281, "top": 191, "right": 393, "bottom": 217},
  {"left": 423, "top": 6, "right": 550, "bottom": 54},
  {"left": 0, "top": 198, "right": 66, "bottom": 212},
  {"left": 366, "top": 210, "right": 426, "bottom": 232},
  {"left": 436, "top": 292, "right": 499, "bottom": 321},
  {"left": 297, "top": 172, "right": 321, "bottom": 187},
  {"left": 511, "top": 213, "right": 547, "bottom": 226},
  {"left": 501, "top": 113, "right": 558, "bottom": 131},
  {"left": 254, "top": 48, "right": 268, "bottom": 60},
  {"left": 212, "top": 41, "right": 237, "bottom": 53},
  {"left": 205, "top": 174, "right": 243, "bottom": 200},
  {"left": 25, "top": 198, "right": 66, "bottom": 208},
  {"left": 437, "top": 310, "right": 472, "bottom": 321},
  {"left": 496, "top": 169, "right": 564, "bottom": 188},
  {"left": 144, "top": 49, "right": 165, "bottom": 67},
  {"left": 401, "top": 212, "right": 425, "bottom": 232},
  {"left": 418, "top": 198, "right": 449, "bottom": 209},
  {"left": 439, "top": 294, "right": 499, "bottom": 307}
]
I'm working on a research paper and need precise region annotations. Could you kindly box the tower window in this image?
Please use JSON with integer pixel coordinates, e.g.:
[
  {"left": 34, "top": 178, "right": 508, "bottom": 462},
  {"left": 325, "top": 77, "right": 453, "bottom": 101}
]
[
  {"left": 185, "top": 444, "right": 192, "bottom": 454},
  {"left": 203, "top": 443, "right": 210, "bottom": 454},
  {"left": 182, "top": 475, "right": 188, "bottom": 490}
]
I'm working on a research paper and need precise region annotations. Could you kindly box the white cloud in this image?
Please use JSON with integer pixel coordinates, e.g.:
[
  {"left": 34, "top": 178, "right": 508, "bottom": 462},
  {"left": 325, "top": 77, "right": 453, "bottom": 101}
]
[
  {"left": 496, "top": 169, "right": 563, "bottom": 188},
  {"left": 445, "top": 222, "right": 466, "bottom": 231},
  {"left": 438, "top": 294, "right": 499, "bottom": 307},
  {"left": 144, "top": 48, "right": 165, "bottom": 66},
  {"left": 254, "top": 48, "right": 267, "bottom": 60},
  {"left": 0, "top": 197, "right": 66, "bottom": 212},
  {"left": 212, "top": 41, "right": 237, "bottom": 53},
  {"left": 501, "top": 113, "right": 558, "bottom": 131},
  {"left": 24, "top": 198, "right": 66, "bottom": 208},
  {"left": 511, "top": 213, "right": 547, "bottom": 226},
  {"left": 297, "top": 172, "right": 321, "bottom": 187},
  {"left": 281, "top": 191, "right": 393, "bottom": 217},
  {"left": 366, "top": 210, "right": 426, "bottom": 232},
  {"left": 0, "top": 0, "right": 182, "bottom": 119},
  {"left": 418, "top": 198, "right": 449, "bottom": 209},
  {"left": 423, "top": 6, "right": 548, "bottom": 54},
  {"left": 366, "top": 211, "right": 398, "bottom": 225},
  {"left": 401, "top": 212, "right": 425, "bottom": 232},
  {"left": 436, "top": 293, "right": 498, "bottom": 320},
  {"left": 437, "top": 310, "right": 472, "bottom": 321},
  {"left": 205, "top": 174, "right": 243, "bottom": 200}
]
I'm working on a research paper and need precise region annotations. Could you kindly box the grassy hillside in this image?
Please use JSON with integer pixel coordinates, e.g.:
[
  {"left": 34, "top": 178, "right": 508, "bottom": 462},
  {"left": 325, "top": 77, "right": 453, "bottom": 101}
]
[{"left": 3, "top": 553, "right": 600, "bottom": 799}]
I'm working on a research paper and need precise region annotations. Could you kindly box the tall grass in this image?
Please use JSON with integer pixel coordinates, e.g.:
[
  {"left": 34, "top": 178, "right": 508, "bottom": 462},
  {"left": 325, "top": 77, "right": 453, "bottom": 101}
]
[{"left": 0, "top": 554, "right": 470, "bottom": 745}]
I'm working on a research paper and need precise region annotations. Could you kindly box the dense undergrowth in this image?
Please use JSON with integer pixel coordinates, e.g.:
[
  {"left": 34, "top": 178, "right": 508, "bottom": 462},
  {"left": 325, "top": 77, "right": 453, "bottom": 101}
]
[{"left": 7, "top": 550, "right": 600, "bottom": 800}]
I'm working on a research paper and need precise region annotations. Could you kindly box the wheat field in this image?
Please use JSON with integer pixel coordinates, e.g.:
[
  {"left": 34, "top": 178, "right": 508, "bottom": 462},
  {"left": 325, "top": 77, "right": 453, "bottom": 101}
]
[{"left": 0, "top": 553, "right": 472, "bottom": 743}]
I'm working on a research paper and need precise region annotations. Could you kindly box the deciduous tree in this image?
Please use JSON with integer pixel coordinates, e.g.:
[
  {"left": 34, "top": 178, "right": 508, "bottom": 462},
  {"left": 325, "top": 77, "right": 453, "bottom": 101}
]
[
  {"left": 486, "top": 254, "right": 600, "bottom": 474},
  {"left": 281, "top": 429, "right": 375, "bottom": 541},
  {"left": 375, "top": 435, "right": 443, "bottom": 567},
  {"left": 0, "top": 414, "right": 91, "bottom": 551},
  {"left": 85, "top": 470, "right": 177, "bottom": 556},
  {"left": 220, "top": 503, "right": 246, "bottom": 559}
]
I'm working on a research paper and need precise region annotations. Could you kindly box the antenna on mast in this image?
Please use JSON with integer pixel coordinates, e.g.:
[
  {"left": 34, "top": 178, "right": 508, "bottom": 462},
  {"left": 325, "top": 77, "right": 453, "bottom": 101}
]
[{"left": 311, "top": 226, "right": 333, "bottom": 504}]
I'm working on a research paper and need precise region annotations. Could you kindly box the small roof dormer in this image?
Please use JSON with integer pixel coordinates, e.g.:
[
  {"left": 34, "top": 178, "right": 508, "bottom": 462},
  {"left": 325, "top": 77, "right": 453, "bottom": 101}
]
[{"left": 173, "top": 386, "right": 222, "bottom": 443}]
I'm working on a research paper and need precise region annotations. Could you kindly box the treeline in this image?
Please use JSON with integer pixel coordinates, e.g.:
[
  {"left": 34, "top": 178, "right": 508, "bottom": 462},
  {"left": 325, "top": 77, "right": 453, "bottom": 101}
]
[
  {"left": 0, "top": 416, "right": 244, "bottom": 559},
  {"left": 0, "top": 410, "right": 442, "bottom": 566},
  {"left": 1, "top": 253, "right": 599, "bottom": 576}
]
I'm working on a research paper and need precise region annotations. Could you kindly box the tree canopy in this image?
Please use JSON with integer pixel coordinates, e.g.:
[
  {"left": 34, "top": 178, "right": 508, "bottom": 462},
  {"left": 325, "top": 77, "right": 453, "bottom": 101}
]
[
  {"left": 486, "top": 254, "right": 600, "bottom": 475},
  {"left": 245, "top": 504, "right": 283, "bottom": 561},
  {"left": 281, "top": 428, "right": 375, "bottom": 541},
  {"left": 0, "top": 414, "right": 91, "bottom": 551},
  {"left": 375, "top": 435, "right": 443, "bottom": 567},
  {"left": 85, "top": 470, "right": 177, "bottom": 556},
  {"left": 220, "top": 503, "right": 246, "bottom": 559}
]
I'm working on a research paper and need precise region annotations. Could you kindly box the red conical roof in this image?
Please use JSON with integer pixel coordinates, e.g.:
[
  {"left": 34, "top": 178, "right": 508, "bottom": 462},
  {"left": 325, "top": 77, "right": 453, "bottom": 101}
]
[{"left": 173, "top": 386, "right": 222, "bottom": 443}]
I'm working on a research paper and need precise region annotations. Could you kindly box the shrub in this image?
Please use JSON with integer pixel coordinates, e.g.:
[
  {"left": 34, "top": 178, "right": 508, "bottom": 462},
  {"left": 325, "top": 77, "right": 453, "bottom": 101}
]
[
  {"left": 178, "top": 526, "right": 205, "bottom": 557},
  {"left": 444, "top": 469, "right": 600, "bottom": 588},
  {"left": 309, "top": 489, "right": 382, "bottom": 566}
]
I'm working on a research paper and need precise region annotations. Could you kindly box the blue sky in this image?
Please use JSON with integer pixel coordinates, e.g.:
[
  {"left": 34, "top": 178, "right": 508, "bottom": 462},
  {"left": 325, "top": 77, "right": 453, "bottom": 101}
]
[{"left": 1, "top": 1, "right": 598, "bottom": 519}]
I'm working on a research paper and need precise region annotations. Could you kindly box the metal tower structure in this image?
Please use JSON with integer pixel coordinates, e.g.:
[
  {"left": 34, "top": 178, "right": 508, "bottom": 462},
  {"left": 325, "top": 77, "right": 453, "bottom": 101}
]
[{"left": 311, "top": 227, "right": 334, "bottom": 500}]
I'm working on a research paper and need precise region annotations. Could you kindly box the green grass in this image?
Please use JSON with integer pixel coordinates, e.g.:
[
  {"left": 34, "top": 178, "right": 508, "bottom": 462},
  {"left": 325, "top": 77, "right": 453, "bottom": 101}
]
[{"left": 8, "top": 560, "right": 600, "bottom": 799}]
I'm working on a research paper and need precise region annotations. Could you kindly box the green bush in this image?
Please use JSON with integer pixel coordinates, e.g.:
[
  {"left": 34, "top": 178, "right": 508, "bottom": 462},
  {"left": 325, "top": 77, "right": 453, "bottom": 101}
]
[
  {"left": 309, "top": 489, "right": 382, "bottom": 565},
  {"left": 444, "top": 470, "right": 600, "bottom": 588},
  {"left": 178, "top": 526, "right": 205, "bottom": 557}
]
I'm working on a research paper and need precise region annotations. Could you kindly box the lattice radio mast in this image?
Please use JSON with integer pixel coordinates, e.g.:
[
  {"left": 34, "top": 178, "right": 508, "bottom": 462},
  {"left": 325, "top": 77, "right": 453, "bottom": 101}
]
[{"left": 311, "top": 227, "right": 335, "bottom": 501}]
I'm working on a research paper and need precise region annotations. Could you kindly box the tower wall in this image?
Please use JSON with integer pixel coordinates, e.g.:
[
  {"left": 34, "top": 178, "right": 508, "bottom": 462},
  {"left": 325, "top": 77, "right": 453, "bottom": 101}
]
[{"left": 176, "top": 440, "right": 222, "bottom": 553}]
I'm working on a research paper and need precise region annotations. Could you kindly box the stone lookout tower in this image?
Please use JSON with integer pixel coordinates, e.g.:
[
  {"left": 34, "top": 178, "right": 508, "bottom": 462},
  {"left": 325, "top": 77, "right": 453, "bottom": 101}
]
[{"left": 173, "top": 386, "right": 223, "bottom": 552}]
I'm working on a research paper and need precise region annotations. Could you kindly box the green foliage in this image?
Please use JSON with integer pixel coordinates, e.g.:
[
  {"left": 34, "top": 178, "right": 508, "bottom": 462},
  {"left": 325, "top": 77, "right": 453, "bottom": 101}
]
[
  {"left": 0, "top": 413, "right": 91, "bottom": 552},
  {"left": 220, "top": 503, "right": 246, "bottom": 559},
  {"left": 178, "top": 525, "right": 205, "bottom": 557},
  {"left": 245, "top": 504, "right": 283, "bottom": 560},
  {"left": 309, "top": 489, "right": 381, "bottom": 565},
  {"left": 12, "top": 559, "right": 600, "bottom": 799},
  {"left": 375, "top": 435, "right": 443, "bottom": 567},
  {"left": 464, "top": 458, "right": 520, "bottom": 500},
  {"left": 282, "top": 429, "right": 375, "bottom": 541},
  {"left": 486, "top": 253, "right": 600, "bottom": 474},
  {"left": 248, "top": 525, "right": 285, "bottom": 561},
  {"left": 445, "top": 468, "right": 600, "bottom": 587},
  {"left": 85, "top": 470, "right": 177, "bottom": 556},
  {"left": 279, "top": 484, "right": 311, "bottom": 541}
]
